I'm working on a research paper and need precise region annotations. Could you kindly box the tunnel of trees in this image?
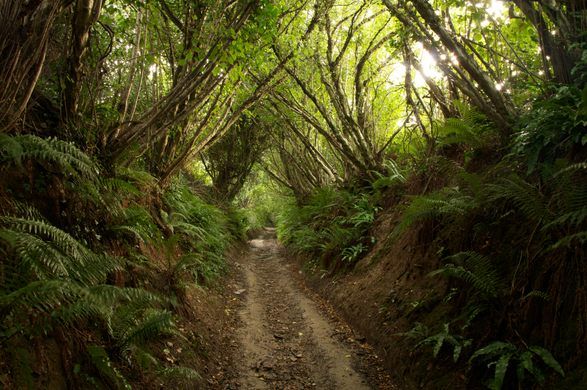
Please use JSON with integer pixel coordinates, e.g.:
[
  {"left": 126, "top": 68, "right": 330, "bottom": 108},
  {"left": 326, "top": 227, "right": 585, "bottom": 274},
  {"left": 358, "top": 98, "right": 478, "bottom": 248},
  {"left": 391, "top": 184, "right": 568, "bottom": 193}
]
[{"left": 0, "top": 0, "right": 586, "bottom": 388}]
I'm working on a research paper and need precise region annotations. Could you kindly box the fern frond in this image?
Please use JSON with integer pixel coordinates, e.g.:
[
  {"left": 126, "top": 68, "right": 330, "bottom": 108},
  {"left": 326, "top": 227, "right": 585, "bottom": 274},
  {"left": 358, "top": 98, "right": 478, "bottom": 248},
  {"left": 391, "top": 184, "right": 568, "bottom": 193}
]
[
  {"left": 396, "top": 188, "right": 477, "bottom": 234},
  {"left": 104, "top": 178, "right": 141, "bottom": 196},
  {"left": 111, "top": 205, "right": 161, "bottom": 243},
  {"left": 0, "top": 134, "right": 98, "bottom": 179},
  {"left": 0, "top": 280, "right": 85, "bottom": 318},
  {"left": 159, "top": 366, "right": 201, "bottom": 381},
  {"left": 118, "top": 310, "right": 175, "bottom": 350},
  {"left": 528, "top": 346, "right": 565, "bottom": 377},
  {"left": 549, "top": 231, "right": 587, "bottom": 250},
  {"left": 552, "top": 161, "right": 587, "bottom": 177},
  {"left": 0, "top": 133, "right": 24, "bottom": 165},
  {"left": 435, "top": 104, "right": 495, "bottom": 148},
  {"left": 117, "top": 167, "right": 157, "bottom": 188},
  {"left": 469, "top": 341, "right": 517, "bottom": 363},
  {"left": 86, "top": 345, "right": 131, "bottom": 390},
  {"left": 429, "top": 251, "right": 504, "bottom": 299},
  {"left": 1, "top": 218, "right": 121, "bottom": 285},
  {"left": 485, "top": 175, "right": 549, "bottom": 223}
]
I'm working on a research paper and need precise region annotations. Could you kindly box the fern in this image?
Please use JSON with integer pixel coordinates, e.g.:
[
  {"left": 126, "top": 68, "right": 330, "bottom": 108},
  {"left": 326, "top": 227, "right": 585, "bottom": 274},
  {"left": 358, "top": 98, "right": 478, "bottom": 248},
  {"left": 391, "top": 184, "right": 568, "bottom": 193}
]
[
  {"left": 415, "top": 323, "right": 472, "bottom": 362},
  {"left": 435, "top": 103, "right": 495, "bottom": 148},
  {"left": 0, "top": 280, "right": 86, "bottom": 320},
  {"left": 158, "top": 366, "right": 201, "bottom": 381},
  {"left": 396, "top": 322, "right": 429, "bottom": 340},
  {"left": 87, "top": 345, "right": 131, "bottom": 390},
  {"left": 429, "top": 252, "right": 504, "bottom": 300},
  {"left": 372, "top": 159, "right": 407, "bottom": 190},
  {"left": 1, "top": 216, "right": 122, "bottom": 286},
  {"left": 116, "top": 309, "right": 176, "bottom": 352},
  {"left": 172, "top": 253, "right": 205, "bottom": 284},
  {"left": 116, "top": 167, "right": 157, "bottom": 189},
  {"left": 542, "top": 163, "right": 587, "bottom": 250},
  {"left": 111, "top": 205, "right": 162, "bottom": 244},
  {"left": 341, "top": 243, "right": 366, "bottom": 262},
  {"left": 396, "top": 187, "right": 478, "bottom": 234},
  {"left": 0, "top": 134, "right": 98, "bottom": 179},
  {"left": 470, "top": 341, "right": 564, "bottom": 390},
  {"left": 485, "top": 175, "right": 549, "bottom": 223}
]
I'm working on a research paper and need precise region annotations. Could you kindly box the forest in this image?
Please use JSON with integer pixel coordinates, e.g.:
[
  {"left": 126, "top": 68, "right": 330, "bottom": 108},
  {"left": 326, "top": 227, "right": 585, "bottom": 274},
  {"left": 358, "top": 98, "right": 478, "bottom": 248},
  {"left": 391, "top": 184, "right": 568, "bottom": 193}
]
[{"left": 0, "top": 0, "right": 586, "bottom": 388}]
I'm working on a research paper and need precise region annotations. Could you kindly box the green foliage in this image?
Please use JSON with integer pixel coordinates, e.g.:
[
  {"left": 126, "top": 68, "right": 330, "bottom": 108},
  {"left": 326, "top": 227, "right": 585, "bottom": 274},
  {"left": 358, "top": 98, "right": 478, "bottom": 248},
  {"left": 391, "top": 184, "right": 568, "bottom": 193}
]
[
  {"left": 470, "top": 341, "right": 564, "bottom": 390},
  {"left": 485, "top": 175, "right": 548, "bottom": 223},
  {"left": 415, "top": 323, "right": 472, "bottom": 363},
  {"left": 277, "top": 187, "right": 380, "bottom": 268},
  {"left": 0, "top": 215, "right": 121, "bottom": 288},
  {"left": 86, "top": 345, "right": 131, "bottom": 390},
  {"left": 429, "top": 252, "right": 504, "bottom": 300},
  {"left": 513, "top": 84, "right": 587, "bottom": 173},
  {"left": 0, "top": 134, "right": 98, "bottom": 179},
  {"left": 371, "top": 159, "right": 407, "bottom": 191},
  {"left": 163, "top": 178, "right": 232, "bottom": 283},
  {"left": 0, "top": 205, "right": 189, "bottom": 388},
  {"left": 543, "top": 163, "right": 587, "bottom": 250},
  {"left": 435, "top": 103, "right": 497, "bottom": 148},
  {"left": 390, "top": 155, "right": 583, "bottom": 387},
  {"left": 395, "top": 187, "right": 478, "bottom": 235},
  {"left": 341, "top": 243, "right": 367, "bottom": 263},
  {"left": 111, "top": 205, "right": 162, "bottom": 244}
]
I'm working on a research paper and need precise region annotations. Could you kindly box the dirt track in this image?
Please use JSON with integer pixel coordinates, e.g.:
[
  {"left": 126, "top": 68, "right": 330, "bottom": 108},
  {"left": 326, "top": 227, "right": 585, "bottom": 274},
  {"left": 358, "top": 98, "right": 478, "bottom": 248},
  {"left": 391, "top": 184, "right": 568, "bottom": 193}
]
[{"left": 224, "top": 228, "right": 394, "bottom": 389}]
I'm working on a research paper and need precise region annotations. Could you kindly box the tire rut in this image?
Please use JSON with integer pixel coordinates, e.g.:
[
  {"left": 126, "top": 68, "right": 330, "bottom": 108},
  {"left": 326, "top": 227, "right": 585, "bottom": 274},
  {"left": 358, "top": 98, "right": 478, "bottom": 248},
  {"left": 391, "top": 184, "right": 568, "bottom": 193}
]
[{"left": 232, "top": 231, "right": 372, "bottom": 389}]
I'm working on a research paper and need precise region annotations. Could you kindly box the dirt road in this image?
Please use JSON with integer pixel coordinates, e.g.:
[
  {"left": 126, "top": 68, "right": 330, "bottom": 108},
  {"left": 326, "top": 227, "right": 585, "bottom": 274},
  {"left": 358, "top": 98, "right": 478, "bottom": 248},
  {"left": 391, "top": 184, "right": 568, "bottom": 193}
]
[{"left": 225, "top": 229, "right": 394, "bottom": 389}]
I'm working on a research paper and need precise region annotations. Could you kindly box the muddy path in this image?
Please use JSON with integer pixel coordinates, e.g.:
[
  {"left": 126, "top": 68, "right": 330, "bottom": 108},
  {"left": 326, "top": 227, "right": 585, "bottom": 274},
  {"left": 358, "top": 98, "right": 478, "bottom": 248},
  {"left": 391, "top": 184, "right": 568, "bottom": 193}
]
[{"left": 222, "top": 228, "right": 395, "bottom": 389}]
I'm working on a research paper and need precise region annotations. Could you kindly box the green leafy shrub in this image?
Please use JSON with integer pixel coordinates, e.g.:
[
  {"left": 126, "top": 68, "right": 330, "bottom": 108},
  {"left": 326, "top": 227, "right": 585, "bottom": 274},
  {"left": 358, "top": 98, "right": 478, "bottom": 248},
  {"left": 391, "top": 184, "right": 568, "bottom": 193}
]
[
  {"left": 277, "top": 187, "right": 379, "bottom": 268},
  {"left": 163, "top": 178, "right": 232, "bottom": 283},
  {"left": 513, "top": 85, "right": 587, "bottom": 173}
]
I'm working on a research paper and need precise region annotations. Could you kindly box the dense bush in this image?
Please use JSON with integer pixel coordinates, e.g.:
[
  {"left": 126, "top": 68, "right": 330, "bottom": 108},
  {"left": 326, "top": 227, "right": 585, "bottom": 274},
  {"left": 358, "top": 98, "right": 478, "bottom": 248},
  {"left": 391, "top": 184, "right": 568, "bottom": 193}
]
[
  {"left": 0, "top": 135, "right": 238, "bottom": 388},
  {"left": 277, "top": 187, "right": 380, "bottom": 270}
]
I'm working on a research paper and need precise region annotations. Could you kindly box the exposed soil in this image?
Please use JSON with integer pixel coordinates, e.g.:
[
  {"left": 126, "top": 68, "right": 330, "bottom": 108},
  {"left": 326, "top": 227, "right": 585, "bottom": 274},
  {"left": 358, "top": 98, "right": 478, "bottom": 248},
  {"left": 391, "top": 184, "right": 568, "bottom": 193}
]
[{"left": 216, "top": 228, "right": 395, "bottom": 389}]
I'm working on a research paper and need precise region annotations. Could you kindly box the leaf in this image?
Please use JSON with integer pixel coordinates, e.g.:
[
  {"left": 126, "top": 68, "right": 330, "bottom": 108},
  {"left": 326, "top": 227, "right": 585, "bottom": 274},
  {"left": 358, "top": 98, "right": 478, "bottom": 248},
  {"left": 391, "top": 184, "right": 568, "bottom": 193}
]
[
  {"left": 87, "top": 345, "right": 131, "bottom": 390},
  {"left": 453, "top": 343, "right": 463, "bottom": 362},
  {"left": 470, "top": 341, "right": 516, "bottom": 363},
  {"left": 529, "top": 346, "right": 565, "bottom": 377},
  {"left": 518, "top": 350, "right": 544, "bottom": 383},
  {"left": 490, "top": 353, "right": 512, "bottom": 390},
  {"left": 433, "top": 335, "right": 445, "bottom": 358}
]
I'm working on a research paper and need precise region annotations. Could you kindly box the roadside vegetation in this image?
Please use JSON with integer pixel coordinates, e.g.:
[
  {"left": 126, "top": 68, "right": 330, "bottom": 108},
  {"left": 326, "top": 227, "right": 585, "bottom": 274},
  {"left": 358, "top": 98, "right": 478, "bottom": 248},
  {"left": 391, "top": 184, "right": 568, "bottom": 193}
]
[{"left": 1, "top": 0, "right": 585, "bottom": 388}]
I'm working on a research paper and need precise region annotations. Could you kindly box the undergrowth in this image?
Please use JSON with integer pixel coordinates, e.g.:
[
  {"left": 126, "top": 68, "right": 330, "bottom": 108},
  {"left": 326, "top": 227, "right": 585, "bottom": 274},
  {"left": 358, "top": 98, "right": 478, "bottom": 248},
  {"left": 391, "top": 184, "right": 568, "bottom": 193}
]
[
  {"left": 276, "top": 185, "right": 382, "bottom": 271},
  {"left": 276, "top": 88, "right": 586, "bottom": 388},
  {"left": 0, "top": 134, "right": 240, "bottom": 388}
]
